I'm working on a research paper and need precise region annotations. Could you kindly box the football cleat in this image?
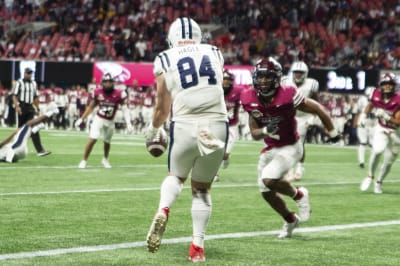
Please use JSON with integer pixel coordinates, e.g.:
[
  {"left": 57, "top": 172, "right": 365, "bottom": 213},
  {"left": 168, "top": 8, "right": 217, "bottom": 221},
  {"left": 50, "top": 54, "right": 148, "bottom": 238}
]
[
  {"left": 360, "top": 176, "right": 372, "bottom": 191},
  {"left": 278, "top": 214, "right": 300, "bottom": 239},
  {"left": 147, "top": 208, "right": 169, "bottom": 253},
  {"left": 78, "top": 160, "right": 87, "bottom": 169},
  {"left": 374, "top": 181, "right": 383, "bottom": 194},
  {"left": 101, "top": 158, "right": 112, "bottom": 168},
  {"left": 188, "top": 243, "right": 205, "bottom": 262},
  {"left": 37, "top": 150, "right": 51, "bottom": 157},
  {"left": 295, "top": 187, "right": 311, "bottom": 222}
]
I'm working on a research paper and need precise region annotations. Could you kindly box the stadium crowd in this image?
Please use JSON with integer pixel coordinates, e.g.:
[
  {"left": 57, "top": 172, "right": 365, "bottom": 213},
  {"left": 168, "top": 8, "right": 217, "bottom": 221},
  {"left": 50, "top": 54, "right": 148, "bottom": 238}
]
[{"left": 0, "top": 0, "right": 399, "bottom": 69}]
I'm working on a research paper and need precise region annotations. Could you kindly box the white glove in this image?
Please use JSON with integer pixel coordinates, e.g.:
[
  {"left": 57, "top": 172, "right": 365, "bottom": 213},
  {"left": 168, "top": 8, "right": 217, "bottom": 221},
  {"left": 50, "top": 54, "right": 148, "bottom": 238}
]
[
  {"left": 375, "top": 108, "right": 391, "bottom": 122},
  {"left": 126, "top": 124, "right": 134, "bottom": 134},
  {"left": 75, "top": 118, "right": 83, "bottom": 129},
  {"left": 357, "top": 113, "right": 367, "bottom": 127},
  {"left": 145, "top": 124, "right": 159, "bottom": 142},
  {"left": 262, "top": 125, "right": 280, "bottom": 140}
]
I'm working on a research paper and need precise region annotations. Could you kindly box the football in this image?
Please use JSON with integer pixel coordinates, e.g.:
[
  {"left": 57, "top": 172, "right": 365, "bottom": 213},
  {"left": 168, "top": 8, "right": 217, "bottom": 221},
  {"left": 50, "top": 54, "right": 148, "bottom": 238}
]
[{"left": 146, "top": 128, "right": 169, "bottom": 157}]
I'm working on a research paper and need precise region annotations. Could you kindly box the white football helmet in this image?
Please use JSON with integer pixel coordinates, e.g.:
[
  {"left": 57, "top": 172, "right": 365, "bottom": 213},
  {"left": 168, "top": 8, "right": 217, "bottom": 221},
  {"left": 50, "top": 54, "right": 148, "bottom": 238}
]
[
  {"left": 291, "top": 61, "right": 308, "bottom": 85},
  {"left": 167, "top": 17, "right": 202, "bottom": 48}
]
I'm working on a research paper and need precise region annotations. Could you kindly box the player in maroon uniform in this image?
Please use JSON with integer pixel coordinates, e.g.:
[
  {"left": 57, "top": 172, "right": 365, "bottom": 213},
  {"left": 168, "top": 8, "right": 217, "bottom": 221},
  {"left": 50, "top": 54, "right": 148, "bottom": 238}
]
[
  {"left": 76, "top": 73, "right": 133, "bottom": 169},
  {"left": 240, "top": 57, "right": 339, "bottom": 238},
  {"left": 128, "top": 80, "right": 144, "bottom": 134},
  {"left": 360, "top": 72, "right": 400, "bottom": 193}
]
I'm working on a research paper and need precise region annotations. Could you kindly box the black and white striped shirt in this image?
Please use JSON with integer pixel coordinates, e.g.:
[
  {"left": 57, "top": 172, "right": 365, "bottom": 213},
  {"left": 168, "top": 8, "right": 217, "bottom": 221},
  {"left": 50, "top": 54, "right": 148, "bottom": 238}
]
[{"left": 12, "top": 79, "right": 38, "bottom": 104}]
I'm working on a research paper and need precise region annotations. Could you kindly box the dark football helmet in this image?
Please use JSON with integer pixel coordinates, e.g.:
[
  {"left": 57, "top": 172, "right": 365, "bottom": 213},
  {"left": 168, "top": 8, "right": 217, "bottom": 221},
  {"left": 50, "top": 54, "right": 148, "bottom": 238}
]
[
  {"left": 379, "top": 72, "right": 397, "bottom": 98},
  {"left": 223, "top": 69, "right": 235, "bottom": 95},
  {"left": 252, "top": 57, "right": 282, "bottom": 100},
  {"left": 102, "top": 73, "right": 114, "bottom": 94}
]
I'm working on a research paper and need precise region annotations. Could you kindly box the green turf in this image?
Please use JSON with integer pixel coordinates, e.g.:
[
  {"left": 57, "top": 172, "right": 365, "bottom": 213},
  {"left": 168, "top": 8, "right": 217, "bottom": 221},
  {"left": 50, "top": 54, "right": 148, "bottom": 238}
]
[{"left": 0, "top": 129, "right": 399, "bottom": 265}]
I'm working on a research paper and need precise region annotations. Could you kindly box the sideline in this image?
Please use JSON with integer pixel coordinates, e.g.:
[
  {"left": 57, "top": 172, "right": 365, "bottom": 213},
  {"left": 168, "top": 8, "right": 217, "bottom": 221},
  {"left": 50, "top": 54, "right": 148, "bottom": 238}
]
[{"left": 1, "top": 220, "right": 399, "bottom": 261}]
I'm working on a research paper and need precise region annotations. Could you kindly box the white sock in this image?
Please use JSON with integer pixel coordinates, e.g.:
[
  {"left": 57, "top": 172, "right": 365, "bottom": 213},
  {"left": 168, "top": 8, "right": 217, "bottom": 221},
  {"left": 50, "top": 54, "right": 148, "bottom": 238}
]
[
  {"left": 368, "top": 151, "right": 381, "bottom": 177},
  {"left": 191, "top": 191, "right": 212, "bottom": 248},
  {"left": 358, "top": 144, "right": 366, "bottom": 164},
  {"left": 296, "top": 163, "right": 304, "bottom": 174},
  {"left": 158, "top": 176, "right": 183, "bottom": 210}
]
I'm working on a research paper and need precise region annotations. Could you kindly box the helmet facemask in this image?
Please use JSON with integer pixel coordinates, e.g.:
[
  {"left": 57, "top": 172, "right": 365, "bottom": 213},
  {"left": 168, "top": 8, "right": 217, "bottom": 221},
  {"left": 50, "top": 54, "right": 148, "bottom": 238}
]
[
  {"left": 290, "top": 61, "right": 308, "bottom": 85},
  {"left": 252, "top": 57, "right": 282, "bottom": 102},
  {"left": 255, "top": 71, "right": 280, "bottom": 98}
]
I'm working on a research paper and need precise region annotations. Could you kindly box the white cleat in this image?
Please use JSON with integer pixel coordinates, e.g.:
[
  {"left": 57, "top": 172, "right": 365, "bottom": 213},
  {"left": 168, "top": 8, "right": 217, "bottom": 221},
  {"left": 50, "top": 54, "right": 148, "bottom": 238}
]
[
  {"left": 147, "top": 210, "right": 168, "bottom": 253},
  {"left": 360, "top": 176, "right": 372, "bottom": 191},
  {"left": 295, "top": 187, "right": 311, "bottom": 222},
  {"left": 278, "top": 214, "right": 300, "bottom": 239},
  {"left": 101, "top": 158, "right": 112, "bottom": 168},
  {"left": 78, "top": 160, "right": 87, "bottom": 169},
  {"left": 374, "top": 181, "right": 383, "bottom": 194}
]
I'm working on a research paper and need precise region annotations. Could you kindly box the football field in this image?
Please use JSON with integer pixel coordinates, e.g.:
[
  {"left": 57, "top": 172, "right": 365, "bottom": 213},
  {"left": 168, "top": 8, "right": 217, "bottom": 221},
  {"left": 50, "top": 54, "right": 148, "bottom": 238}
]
[{"left": 1, "top": 129, "right": 399, "bottom": 265}]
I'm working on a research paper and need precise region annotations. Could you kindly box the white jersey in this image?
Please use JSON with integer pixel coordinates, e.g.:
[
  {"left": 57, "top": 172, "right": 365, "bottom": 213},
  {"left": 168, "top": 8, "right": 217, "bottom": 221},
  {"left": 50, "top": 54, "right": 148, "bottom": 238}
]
[
  {"left": 281, "top": 76, "right": 319, "bottom": 119},
  {"left": 153, "top": 44, "right": 227, "bottom": 122}
]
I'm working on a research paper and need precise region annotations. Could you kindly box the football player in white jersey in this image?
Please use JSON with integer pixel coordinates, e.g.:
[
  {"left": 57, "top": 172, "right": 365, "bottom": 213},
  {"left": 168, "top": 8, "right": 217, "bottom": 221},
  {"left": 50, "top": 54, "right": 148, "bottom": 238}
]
[
  {"left": 281, "top": 61, "right": 319, "bottom": 180},
  {"left": 145, "top": 17, "right": 227, "bottom": 262},
  {"left": 355, "top": 87, "right": 376, "bottom": 168},
  {"left": 0, "top": 102, "right": 59, "bottom": 163}
]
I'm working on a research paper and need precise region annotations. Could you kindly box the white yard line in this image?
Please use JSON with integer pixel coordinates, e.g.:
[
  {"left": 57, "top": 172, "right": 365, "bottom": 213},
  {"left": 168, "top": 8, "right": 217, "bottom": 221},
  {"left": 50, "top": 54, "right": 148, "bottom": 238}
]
[
  {"left": 0, "top": 220, "right": 399, "bottom": 261},
  {"left": 1, "top": 180, "right": 399, "bottom": 196}
]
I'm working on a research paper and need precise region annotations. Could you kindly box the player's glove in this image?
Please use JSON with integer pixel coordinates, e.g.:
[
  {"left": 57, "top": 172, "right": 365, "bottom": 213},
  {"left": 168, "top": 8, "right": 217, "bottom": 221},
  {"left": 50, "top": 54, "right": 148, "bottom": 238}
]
[
  {"left": 75, "top": 118, "right": 83, "bottom": 130},
  {"left": 357, "top": 113, "right": 367, "bottom": 128},
  {"left": 145, "top": 124, "right": 160, "bottom": 142},
  {"left": 328, "top": 128, "right": 340, "bottom": 143},
  {"left": 262, "top": 122, "right": 280, "bottom": 140},
  {"left": 375, "top": 108, "right": 391, "bottom": 122}
]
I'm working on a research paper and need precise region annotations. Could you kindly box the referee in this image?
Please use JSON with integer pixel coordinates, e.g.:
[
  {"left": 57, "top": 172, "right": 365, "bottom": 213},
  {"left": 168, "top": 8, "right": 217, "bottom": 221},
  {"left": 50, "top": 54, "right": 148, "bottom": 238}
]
[{"left": 12, "top": 67, "right": 51, "bottom": 157}]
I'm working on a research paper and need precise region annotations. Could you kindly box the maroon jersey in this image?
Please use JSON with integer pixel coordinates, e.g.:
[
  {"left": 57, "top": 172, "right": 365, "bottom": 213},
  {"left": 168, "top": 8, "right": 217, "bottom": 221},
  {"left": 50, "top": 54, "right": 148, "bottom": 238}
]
[
  {"left": 92, "top": 88, "right": 127, "bottom": 120},
  {"left": 328, "top": 101, "right": 346, "bottom": 118},
  {"left": 78, "top": 91, "right": 90, "bottom": 106},
  {"left": 370, "top": 88, "right": 400, "bottom": 129},
  {"left": 39, "top": 89, "right": 52, "bottom": 104},
  {"left": 128, "top": 87, "right": 142, "bottom": 106},
  {"left": 142, "top": 91, "right": 156, "bottom": 108},
  {"left": 68, "top": 90, "right": 79, "bottom": 105},
  {"left": 240, "top": 86, "right": 305, "bottom": 151},
  {"left": 225, "top": 86, "right": 243, "bottom": 126}
]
